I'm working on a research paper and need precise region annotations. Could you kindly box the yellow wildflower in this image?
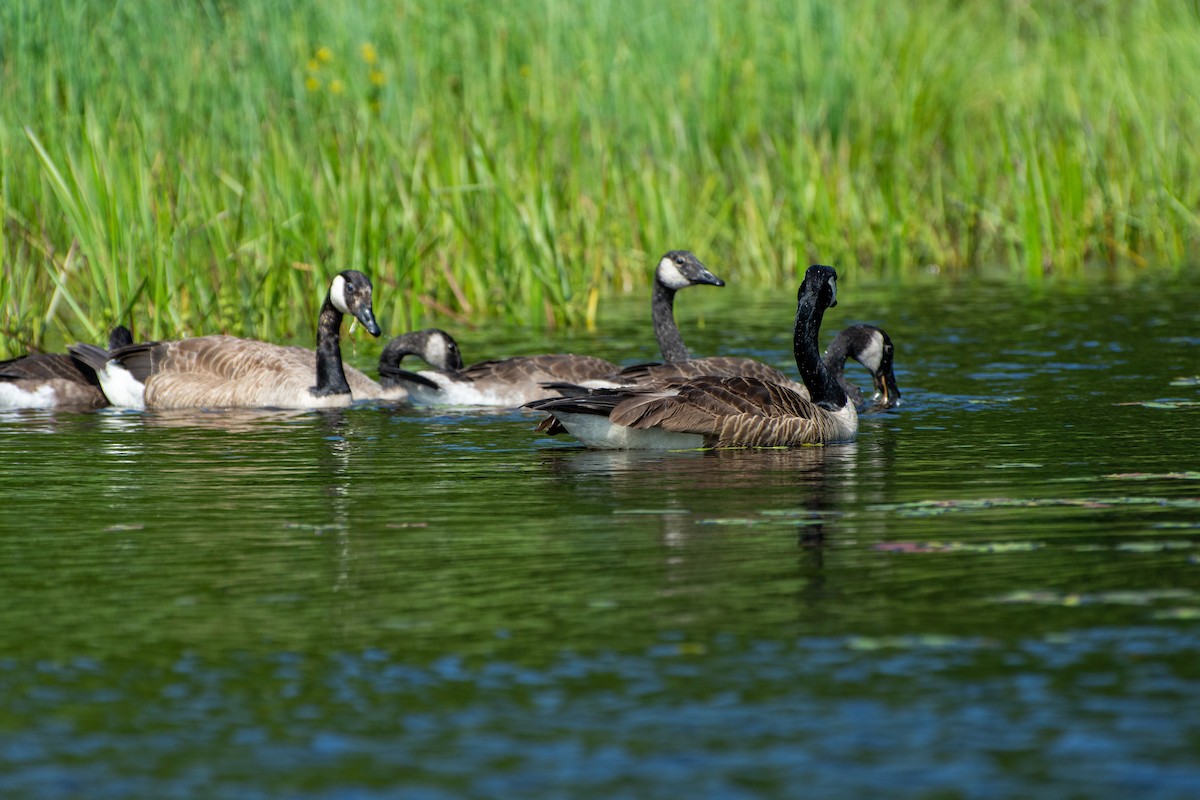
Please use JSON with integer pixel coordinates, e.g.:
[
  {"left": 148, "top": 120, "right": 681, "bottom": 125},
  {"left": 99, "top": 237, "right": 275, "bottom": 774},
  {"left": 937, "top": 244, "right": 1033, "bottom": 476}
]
[
  {"left": 316, "top": 46, "right": 333, "bottom": 63},
  {"left": 369, "top": 68, "right": 386, "bottom": 86},
  {"left": 361, "top": 43, "right": 378, "bottom": 65},
  {"left": 307, "top": 59, "right": 320, "bottom": 73},
  {"left": 330, "top": 79, "right": 345, "bottom": 95},
  {"left": 305, "top": 76, "right": 320, "bottom": 92}
]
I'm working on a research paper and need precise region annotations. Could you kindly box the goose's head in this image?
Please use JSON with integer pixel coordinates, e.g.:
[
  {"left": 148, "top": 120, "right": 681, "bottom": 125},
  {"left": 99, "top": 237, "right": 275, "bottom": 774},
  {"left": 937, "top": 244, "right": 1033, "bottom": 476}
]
[
  {"left": 417, "top": 328, "right": 463, "bottom": 370},
  {"left": 379, "top": 328, "right": 464, "bottom": 371},
  {"left": 799, "top": 264, "right": 838, "bottom": 310},
  {"left": 840, "top": 325, "right": 901, "bottom": 409},
  {"left": 330, "top": 270, "right": 382, "bottom": 337},
  {"left": 655, "top": 250, "right": 725, "bottom": 291}
]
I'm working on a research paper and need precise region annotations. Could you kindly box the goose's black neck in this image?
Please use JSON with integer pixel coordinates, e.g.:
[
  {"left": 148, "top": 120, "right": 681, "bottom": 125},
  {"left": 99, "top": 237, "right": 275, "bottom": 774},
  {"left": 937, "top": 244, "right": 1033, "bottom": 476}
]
[
  {"left": 820, "top": 329, "right": 863, "bottom": 404},
  {"left": 312, "top": 295, "right": 352, "bottom": 397},
  {"left": 378, "top": 332, "right": 444, "bottom": 388},
  {"left": 822, "top": 330, "right": 853, "bottom": 372},
  {"left": 379, "top": 332, "right": 423, "bottom": 369},
  {"left": 652, "top": 280, "right": 690, "bottom": 362},
  {"left": 794, "top": 285, "right": 850, "bottom": 412}
]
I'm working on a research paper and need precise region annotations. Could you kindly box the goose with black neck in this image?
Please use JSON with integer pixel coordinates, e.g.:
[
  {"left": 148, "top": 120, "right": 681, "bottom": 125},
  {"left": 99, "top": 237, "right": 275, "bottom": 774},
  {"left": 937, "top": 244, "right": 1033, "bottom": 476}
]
[{"left": 525, "top": 265, "right": 857, "bottom": 449}]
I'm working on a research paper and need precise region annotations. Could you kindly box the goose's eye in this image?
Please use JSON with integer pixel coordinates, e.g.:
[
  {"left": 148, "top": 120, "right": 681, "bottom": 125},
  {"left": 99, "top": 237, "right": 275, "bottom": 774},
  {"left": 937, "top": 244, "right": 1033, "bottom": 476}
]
[{"left": 675, "top": 256, "right": 685, "bottom": 265}]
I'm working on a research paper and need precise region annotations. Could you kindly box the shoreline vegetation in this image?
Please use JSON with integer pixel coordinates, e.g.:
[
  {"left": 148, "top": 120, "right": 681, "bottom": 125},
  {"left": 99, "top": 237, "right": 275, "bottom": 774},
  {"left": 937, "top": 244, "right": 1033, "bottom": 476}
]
[{"left": 2, "top": 0, "right": 1199, "bottom": 355}]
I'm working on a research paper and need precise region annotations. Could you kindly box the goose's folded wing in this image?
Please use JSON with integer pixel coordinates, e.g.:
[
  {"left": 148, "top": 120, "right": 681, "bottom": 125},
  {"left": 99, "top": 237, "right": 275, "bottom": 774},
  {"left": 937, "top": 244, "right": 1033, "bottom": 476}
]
[
  {"left": 143, "top": 369, "right": 319, "bottom": 409},
  {"left": 459, "top": 354, "right": 619, "bottom": 388},
  {"left": 613, "top": 356, "right": 809, "bottom": 398},
  {"left": 119, "top": 337, "right": 320, "bottom": 408},
  {"left": 0, "top": 353, "right": 93, "bottom": 384},
  {"left": 609, "top": 377, "right": 827, "bottom": 445},
  {"left": 130, "top": 337, "right": 310, "bottom": 380}
]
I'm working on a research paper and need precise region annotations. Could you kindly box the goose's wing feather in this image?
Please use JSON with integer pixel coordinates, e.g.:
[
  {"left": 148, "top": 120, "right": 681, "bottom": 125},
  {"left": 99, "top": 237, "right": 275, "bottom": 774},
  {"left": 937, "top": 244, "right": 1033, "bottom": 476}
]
[
  {"left": 613, "top": 356, "right": 781, "bottom": 383},
  {"left": 121, "top": 336, "right": 327, "bottom": 409},
  {"left": 0, "top": 353, "right": 94, "bottom": 385},
  {"left": 611, "top": 377, "right": 834, "bottom": 447},
  {"left": 0, "top": 352, "right": 111, "bottom": 408},
  {"left": 0, "top": 353, "right": 109, "bottom": 407},
  {"left": 459, "top": 354, "right": 619, "bottom": 388},
  {"left": 375, "top": 365, "right": 442, "bottom": 390},
  {"left": 611, "top": 356, "right": 811, "bottom": 398},
  {"left": 342, "top": 363, "right": 382, "bottom": 397}
]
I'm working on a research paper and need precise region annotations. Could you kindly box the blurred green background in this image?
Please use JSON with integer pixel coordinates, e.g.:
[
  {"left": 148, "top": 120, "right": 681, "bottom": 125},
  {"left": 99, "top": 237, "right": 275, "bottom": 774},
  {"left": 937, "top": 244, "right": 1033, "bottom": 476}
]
[{"left": 3, "top": 0, "right": 1199, "bottom": 355}]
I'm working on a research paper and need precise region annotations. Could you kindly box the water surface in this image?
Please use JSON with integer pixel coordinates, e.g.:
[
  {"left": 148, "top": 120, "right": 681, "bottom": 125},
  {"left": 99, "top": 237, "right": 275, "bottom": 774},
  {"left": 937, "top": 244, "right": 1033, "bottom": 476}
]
[{"left": 1, "top": 275, "right": 1198, "bottom": 798}]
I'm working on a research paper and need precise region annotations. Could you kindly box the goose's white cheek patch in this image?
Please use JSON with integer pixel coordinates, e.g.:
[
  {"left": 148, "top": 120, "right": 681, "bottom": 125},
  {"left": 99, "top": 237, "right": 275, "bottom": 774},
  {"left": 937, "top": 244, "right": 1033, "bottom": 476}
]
[
  {"left": 858, "top": 335, "right": 884, "bottom": 373},
  {"left": 428, "top": 335, "right": 449, "bottom": 369},
  {"left": 329, "top": 274, "right": 350, "bottom": 315},
  {"left": 657, "top": 257, "right": 690, "bottom": 290}
]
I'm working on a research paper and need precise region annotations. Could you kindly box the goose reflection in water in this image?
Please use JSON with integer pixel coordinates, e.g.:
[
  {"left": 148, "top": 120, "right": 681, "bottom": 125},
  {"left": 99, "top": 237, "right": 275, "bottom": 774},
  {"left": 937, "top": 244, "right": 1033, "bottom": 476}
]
[
  {"left": 531, "top": 435, "right": 901, "bottom": 615},
  {"left": 99, "top": 407, "right": 320, "bottom": 433}
]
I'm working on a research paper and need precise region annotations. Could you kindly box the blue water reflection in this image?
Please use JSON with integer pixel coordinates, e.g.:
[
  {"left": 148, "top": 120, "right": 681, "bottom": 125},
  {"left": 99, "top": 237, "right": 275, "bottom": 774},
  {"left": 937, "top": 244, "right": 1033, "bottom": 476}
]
[{"left": 1, "top": 277, "right": 1198, "bottom": 798}]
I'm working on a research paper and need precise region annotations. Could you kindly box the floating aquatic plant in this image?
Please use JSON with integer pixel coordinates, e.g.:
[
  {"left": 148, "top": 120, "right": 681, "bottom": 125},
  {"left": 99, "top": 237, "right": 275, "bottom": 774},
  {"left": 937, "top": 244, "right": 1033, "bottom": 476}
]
[
  {"left": 1153, "top": 607, "right": 1200, "bottom": 620},
  {"left": 698, "top": 516, "right": 825, "bottom": 528},
  {"left": 1116, "top": 400, "right": 1200, "bottom": 409},
  {"left": 871, "top": 496, "right": 1200, "bottom": 518},
  {"left": 846, "top": 634, "right": 984, "bottom": 651},
  {"left": 995, "top": 589, "right": 1195, "bottom": 607},
  {"left": 874, "top": 541, "right": 1041, "bottom": 554},
  {"left": 878, "top": 539, "right": 1197, "bottom": 556},
  {"left": 1104, "top": 472, "right": 1200, "bottom": 481}
]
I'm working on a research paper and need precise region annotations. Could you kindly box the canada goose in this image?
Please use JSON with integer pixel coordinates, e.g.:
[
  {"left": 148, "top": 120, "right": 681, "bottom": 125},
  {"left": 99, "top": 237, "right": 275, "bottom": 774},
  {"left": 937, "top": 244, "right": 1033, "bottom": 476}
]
[
  {"left": 649, "top": 250, "right": 726, "bottom": 361},
  {"left": 525, "top": 265, "right": 856, "bottom": 449},
  {"left": 0, "top": 326, "right": 133, "bottom": 410},
  {"left": 559, "top": 324, "right": 901, "bottom": 410},
  {"left": 377, "top": 328, "right": 621, "bottom": 407},
  {"left": 822, "top": 324, "right": 901, "bottom": 409},
  {"left": 372, "top": 250, "right": 724, "bottom": 408},
  {"left": 342, "top": 328, "right": 465, "bottom": 402},
  {"left": 69, "top": 270, "right": 382, "bottom": 409}
]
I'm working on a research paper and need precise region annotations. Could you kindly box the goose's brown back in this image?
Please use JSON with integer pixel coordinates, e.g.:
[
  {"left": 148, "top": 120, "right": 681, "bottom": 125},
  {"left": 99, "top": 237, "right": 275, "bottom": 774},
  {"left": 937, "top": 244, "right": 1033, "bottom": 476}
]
[
  {"left": 129, "top": 336, "right": 350, "bottom": 409},
  {"left": 603, "top": 376, "right": 856, "bottom": 448}
]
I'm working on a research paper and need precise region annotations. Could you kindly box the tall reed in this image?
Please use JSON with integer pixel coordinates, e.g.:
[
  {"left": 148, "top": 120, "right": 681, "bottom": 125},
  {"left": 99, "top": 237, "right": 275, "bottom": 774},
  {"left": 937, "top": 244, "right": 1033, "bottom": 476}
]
[{"left": 3, "top": 0, "right": 1199, "bottom": 355}]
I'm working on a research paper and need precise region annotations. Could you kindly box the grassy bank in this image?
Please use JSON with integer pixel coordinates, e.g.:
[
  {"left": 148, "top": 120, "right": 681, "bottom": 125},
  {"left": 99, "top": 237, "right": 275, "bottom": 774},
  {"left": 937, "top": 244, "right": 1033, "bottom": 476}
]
[{"left": 3, "top": 0, "right": 1199, "bottom": 355}]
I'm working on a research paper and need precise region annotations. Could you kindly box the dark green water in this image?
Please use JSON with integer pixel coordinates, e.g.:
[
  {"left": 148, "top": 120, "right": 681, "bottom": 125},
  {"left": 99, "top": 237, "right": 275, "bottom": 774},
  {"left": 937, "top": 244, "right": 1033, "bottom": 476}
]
[{"left": 2, "top": 276, "right": 1199, "bottom": 799}]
